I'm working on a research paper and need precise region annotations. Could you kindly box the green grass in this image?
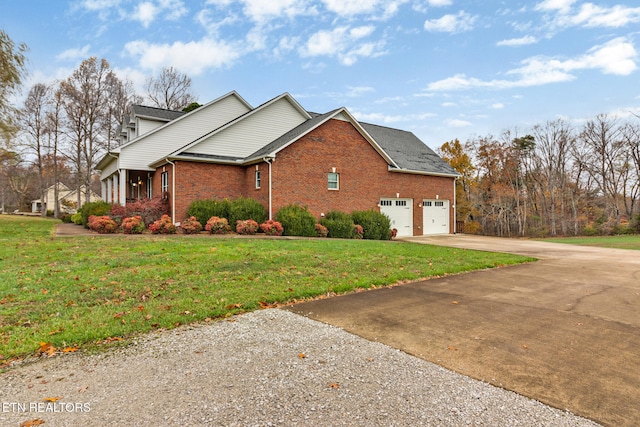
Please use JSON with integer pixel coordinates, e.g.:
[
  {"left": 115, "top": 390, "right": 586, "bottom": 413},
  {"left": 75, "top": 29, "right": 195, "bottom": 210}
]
[
  {"left": 541, "top": 234, "right": 640, "bottom": 250},
  {"left": 0, "top": 216, "right": 533, "bottom": 362}
]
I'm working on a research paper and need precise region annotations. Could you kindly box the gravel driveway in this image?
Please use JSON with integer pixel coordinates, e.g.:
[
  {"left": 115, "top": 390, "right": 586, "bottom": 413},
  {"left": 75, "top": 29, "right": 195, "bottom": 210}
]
[{"left": 0, "top": 309, "right": 598, "bottom": 426}]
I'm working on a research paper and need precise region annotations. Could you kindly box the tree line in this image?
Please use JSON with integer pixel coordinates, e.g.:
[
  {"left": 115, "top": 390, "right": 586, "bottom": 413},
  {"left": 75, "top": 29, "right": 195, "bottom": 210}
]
[
  {"left": 0, "top": 29, "right": 198, "bottom": 216},
  {"left": 441, "top": 115, "right": 640, "bottom": 237}
]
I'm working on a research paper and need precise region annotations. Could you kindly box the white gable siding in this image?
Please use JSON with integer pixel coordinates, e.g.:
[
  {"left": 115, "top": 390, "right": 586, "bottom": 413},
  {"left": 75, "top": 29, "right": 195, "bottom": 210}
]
[
  {"left": 137, "top": 118, "right": 166, "bottom": 137},
  {"left": 187, "top": 97, "right": 307, "bottom": 158},
  {"left": 119, "top": 95, "right": 251, "bottom": 170},
  {"left": 99, "top": 157, "right": 119, "bottom": 180}
]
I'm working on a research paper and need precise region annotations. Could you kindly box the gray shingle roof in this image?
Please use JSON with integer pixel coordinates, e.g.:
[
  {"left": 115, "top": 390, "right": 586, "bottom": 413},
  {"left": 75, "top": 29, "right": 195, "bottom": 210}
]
[
  {"left": 131, "top": 105, "right": 185, "bottom": 121},
  {"left": 361, "top": 122, "right": 460, "bottom": 176}
]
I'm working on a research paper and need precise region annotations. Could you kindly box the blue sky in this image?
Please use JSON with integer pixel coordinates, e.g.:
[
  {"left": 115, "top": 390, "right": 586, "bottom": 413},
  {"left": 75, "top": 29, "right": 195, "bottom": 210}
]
[{"left": 3, "top": 0, "right": 640, "bottom": 149}]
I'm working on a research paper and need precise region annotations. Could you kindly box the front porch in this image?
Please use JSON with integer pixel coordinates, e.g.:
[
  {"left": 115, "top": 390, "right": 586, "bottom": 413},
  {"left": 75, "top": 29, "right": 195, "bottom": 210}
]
[{"left": 101, "top": 169, "right": 154, "bottom": 205}]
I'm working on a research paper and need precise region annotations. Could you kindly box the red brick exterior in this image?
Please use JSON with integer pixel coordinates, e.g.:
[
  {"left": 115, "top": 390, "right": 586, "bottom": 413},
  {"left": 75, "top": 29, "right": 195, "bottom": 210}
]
[{"left": 154, "top": 118, "right": 456, "bottom": 234}]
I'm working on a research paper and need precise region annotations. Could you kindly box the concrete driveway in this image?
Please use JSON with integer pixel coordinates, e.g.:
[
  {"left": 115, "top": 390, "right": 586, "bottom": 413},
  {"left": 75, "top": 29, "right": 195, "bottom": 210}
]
[{"left": 284, "top": 235, "right": 640, "bottom": 427}]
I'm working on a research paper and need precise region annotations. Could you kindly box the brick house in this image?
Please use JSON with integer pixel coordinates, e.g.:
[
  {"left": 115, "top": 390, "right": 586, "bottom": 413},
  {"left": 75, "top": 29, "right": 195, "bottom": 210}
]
[{"left": 97, "top": 91, "right": 460, "bottom": 236}]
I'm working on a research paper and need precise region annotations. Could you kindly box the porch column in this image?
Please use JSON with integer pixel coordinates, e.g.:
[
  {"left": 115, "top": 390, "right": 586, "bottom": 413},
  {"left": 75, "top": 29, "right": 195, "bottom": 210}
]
[
  {"left": 106, "top": 178, "right": 113, "bottom": 203},
  {"left": 102, "top": 180, "right": 107, "bottom": 203},
  {"left": 118, "top": 170, "right": 127, "bottom": 206}
]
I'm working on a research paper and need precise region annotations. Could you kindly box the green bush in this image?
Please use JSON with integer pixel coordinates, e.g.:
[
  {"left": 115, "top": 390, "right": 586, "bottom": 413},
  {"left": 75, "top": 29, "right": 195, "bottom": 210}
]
[
  {"left": 320, "top": 210, "right": 355, "bottom": 238},
  {"left": 228, "top": 197, "right": 267, "bottom": 226},
  {"left": 187, "top": 199, "right": 231, "bottom": 226},
  {"left": 275, "top": 204, "right": 317, "bottom": 237},
  {"left": 71, "top": 213, "right": 83, "bottom": 225},
  {"left": 80, "top": 201, "right": 112, "bottom": 228},
  {"left": 351, "top": 210, "right": 392, "bottom": 240}
]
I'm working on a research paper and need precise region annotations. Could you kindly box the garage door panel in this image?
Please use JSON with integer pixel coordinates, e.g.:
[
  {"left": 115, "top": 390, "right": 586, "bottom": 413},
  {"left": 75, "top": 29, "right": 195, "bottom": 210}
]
[
  {"left": 380, "top": 199, "right": 413, "bottom": 237},
  {"left": 423, "top": 199, "right": 449, "bottom": 235}
]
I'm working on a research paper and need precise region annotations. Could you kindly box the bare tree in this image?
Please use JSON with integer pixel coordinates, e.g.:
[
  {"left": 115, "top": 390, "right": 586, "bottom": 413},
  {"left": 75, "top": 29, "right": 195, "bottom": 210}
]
[
  {"left": 145, "top": 66, "right": 197, "bottom": 110},
  {"left": 59, "top": 57, "right": 116, "bottom": 206},
  {"left": 105, "top": 75, "right": 143, "bottom": 150},
  {"left": 20, "top": 83, "right": 50, "bottom": 216},
  {"left": 578, "top": 114, "right": 626, "bottom": 225},
  {"left": 620, "top": 122, "right": 640, "bottom": 219}
]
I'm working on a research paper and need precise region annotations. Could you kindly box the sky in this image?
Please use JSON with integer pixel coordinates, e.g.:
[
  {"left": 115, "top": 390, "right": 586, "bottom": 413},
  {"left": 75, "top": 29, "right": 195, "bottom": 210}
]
[{"left": 2, "top": 0, "right": 640, "bottom": 149}]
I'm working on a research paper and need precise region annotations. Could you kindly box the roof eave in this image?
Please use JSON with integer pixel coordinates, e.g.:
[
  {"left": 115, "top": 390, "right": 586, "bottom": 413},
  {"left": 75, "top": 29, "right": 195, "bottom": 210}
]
[{"left": 388, "top": 166, "right": 461, "bottom": 178}]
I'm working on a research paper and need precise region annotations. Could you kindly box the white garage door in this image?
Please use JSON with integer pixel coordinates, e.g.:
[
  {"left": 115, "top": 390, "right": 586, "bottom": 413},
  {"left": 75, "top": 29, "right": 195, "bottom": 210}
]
[
  {"left": 380, "top": 198, "right": 413, "bottom": 237},
  {"left": 423, "top": 199, "right": 449, "bottom": 235}
]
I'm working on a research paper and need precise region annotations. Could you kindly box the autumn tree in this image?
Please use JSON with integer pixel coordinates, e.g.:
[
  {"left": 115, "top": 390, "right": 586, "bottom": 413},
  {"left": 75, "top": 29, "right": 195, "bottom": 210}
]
[
  {"left": 145, "top": 66, "right": 197, "bottom": 110},
  {"left": 439, "top": 139, "right": 475, "bottom": 221},
  {"left": 0, "top": 30, "right": 28, "bottom": 141}
]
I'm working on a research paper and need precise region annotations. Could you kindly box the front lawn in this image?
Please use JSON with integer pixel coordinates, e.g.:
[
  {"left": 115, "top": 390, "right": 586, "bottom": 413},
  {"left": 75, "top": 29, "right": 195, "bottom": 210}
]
[
  {"left": 0, "top": 216, "right": 533, "bottom": 363},
  {"left": 541, "top": 234, "right": 640, "bottom": 250}
]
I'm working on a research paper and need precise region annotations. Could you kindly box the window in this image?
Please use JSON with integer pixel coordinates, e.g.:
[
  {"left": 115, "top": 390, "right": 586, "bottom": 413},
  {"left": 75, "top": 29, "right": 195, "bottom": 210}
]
[
  {"left": 161, "top": 171, "right": 169, "bottom": 193},
  {"left": 435, "top": 201, "right": 444, "bottom": 207},
  {"left": 328, "top": 172, "right": 339, "bottom": 190},
  {"left": 395, "top": 200, "right": 407, "bottom": 207},
  {"left": 380, "top": 200, "right": 392, "bottom": 206},
  {"left": 424, "top": 201, "right": 432, "bottom": 207},
  {"left": 255, "top": 170, "right": 261, "bottom": 189}
]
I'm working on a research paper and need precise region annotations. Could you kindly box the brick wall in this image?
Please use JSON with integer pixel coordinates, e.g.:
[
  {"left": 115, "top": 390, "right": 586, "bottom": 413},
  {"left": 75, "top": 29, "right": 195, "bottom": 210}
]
[{"left": 155, "top": 118, "right": 455, "bottom": 234}]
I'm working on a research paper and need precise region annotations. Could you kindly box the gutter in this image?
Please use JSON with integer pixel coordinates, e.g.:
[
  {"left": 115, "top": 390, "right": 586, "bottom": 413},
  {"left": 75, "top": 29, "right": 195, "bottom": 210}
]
[
  {"left": 263, "top": 156, "right": 274, "bottom": 220},
  {"left": 387, "top": 165, "right": 461, "bottom": 179}
]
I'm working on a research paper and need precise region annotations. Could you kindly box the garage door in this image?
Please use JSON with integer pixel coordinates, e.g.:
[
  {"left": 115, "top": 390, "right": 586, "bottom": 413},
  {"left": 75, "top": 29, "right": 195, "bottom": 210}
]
[
  {"left": 423, "top": 199, "right": 449, "bottom": 235},
  {"left": 380, "top": 198, "right": 413, "bottom": 237}
]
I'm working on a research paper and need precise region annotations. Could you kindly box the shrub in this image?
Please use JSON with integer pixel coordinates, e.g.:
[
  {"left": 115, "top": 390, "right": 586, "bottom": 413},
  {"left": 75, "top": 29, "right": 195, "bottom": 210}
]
[
  {"left": 353, "top": 224, "right": 364, "bottom": 239},
  {"left": 180, "top": 216, "right": 203, "bottom": 234},
  {"left": 149, "top": 215, "right": 177, "bottom": 234},
  {"left": 260, "top": 220, "right": 284, "bottom": 236},
  {"left": 205, "top": 216, "right": 232, "bottom": 234},
  {"left": 87, "top": 215, "right": 118, "bottom": 234},
  {"left": 350, "top": 210, "right": 392, "bottom": 240},
  {"left": 275, "top": 204, "right": 317, "bottom": 237},
  {"left": 315, "top": 223, "right": 328, "bottom": 238},
  {"left": 121, "top": 216, "right": 145, "bottom": 234},
  {"left": 80, "top": 201, "right": 112, "bottom": 228},
  {"left": 70, "top": 213, "right": 83, "bottom": 225},
  {"left": 228, "top": 197, "right": 267, "bottom": 226},
  {"left": 187, "top": 199, "right": 231, "bottom": 226},
  {"left": 236, "top": 219, "right": 259, "bottom": 235},
  {"left": 320, "top": 210, "right": 355, "bottom": 238},
  {"left": 60, "top": 214, "right": 72, "bottom": 223},
  {"left": 119, "top": 197, "right": 170, "bottom": 226}
]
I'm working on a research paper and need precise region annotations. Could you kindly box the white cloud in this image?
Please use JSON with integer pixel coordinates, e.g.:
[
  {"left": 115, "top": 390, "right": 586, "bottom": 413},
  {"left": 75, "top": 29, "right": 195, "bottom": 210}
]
[
  {"left": 427, "top": 37, "right": 637, "bottom": 91},
  {"left": 125, "top": 38, "right": 242, "bottom": 74},
  {"left": 300, "top": 25, "right": 386, "bottom": 65},
  {"left": 424, "top": 11, "right": 477, "bottom": 33},
  {"left": 352, "top": 110, "right": 436, "bottom": 124},
  {"left": 491, "top": 103, "right": 505, "bottom": 109},
  {"left": 56, "top": 45, "right": 92, "bottom": 61},
  {"left": 133, "top": 2, "right": 159, "bottom": 28},
  {"left": 428, "top": 0, "right": 452, "bottom": 6},
  {"left": 322, "top": 0, "right": 380, "bottom": 15},
  {"left": 536, "top": 1, "right": 640, "bottom": 29},
  {"left": 496, "top": 35, "right": 538, "bottom": 47},
  {"left": 241, "top": 0, "right": 314, "bottom": 23},
  {"left": 447, "top": 119, "right": 472, "bottom": 127}
]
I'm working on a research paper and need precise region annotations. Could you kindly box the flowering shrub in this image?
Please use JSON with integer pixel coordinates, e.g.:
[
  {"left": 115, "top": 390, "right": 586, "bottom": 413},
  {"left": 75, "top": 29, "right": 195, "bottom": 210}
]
[
  {"left": 353, "top": 224, "right": 364, "bottom": 239},
  {"left": 205, "top": 216, "right": 231, "bottom": 234},
  {"left": 315, "top": 223, "right": 328, "bottom": 238},
  {"left": 148, "top": 215, "right": 177, "bottom": 234},
  {"left": 111, "top": 197, "right": 170, "bottom": 226},
  {"left": 121, "top": 215, "right": 145, "bottom": 234},
  {"left": 180, "top": 216, "right": 203, "bottom": 234},
  {"left": 87, "top": 215, "right": 118, "bottom": 234},
  {"left": 236, "top": 219, "right": 259, "bottom": 235},
  {"left": 259, "top": 220, "right": 284, "bottom": 236}
]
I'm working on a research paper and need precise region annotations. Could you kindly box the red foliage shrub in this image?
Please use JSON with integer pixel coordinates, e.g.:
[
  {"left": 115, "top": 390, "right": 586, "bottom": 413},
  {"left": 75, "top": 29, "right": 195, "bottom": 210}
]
[
  {"left": 180, "top": 216, "right": 203, "bottom": 234},
  {"left": 205, "top": 216, "right": 231, "bottom": 234},
  {"left": 121, "top": 216, "right": 145, "bottom": 234},
  {"left": 236, "top": 219, "right": 259, "bottom": 235},
  {"left": 148, "top": 215, "right": 177, "bottom": 234},
  {"left": 315, "top": 223, "right": 328, "bottom": 238},
  {"left": 88, "top": 215, "right": 118, "bottom": 234},
  {"left": 259, "top": 220, "right": 284, "bottom": 236}
]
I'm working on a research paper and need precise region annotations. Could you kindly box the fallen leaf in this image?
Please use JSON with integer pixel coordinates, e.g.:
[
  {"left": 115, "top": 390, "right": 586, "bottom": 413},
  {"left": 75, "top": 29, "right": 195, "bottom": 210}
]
[
  {"left": 113, "top": 312, "right": 126, "bottom": 318},
  {"left": 447, "top": 345, "right": 458, "bottom": 351},
  {"left": 20, "top": 419, "right": 45, "bottom": 427},
  {"left": 62, "top": 347, "right": 79, "bottom": 353},
  {"left": 43, "top": 396, "right": 62, "bottom": 402},
  {"left": 258, "top": 301, "right": 276, "bottom": 308},
  {"left": 226, "top": 303, "right": 243, "bottom": 309},
  {"left": 522, "top": 344, "right": 529, "bottom": 349},
  {"left": 451, "top": 301, "right": 458, "bottom": 305},
  {"left": 328, "top": 382, "right": 340, "bottom": 389},
  {"left": 38, "top": 342, "right": 56, "bottom": 357},
  {"left": 298, "top": 353, "right": 306, "bottom": 359}
]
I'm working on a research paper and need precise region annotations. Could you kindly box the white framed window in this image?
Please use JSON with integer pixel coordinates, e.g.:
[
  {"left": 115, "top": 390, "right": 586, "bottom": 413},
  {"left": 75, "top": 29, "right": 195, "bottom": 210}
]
[
  {"left": 328, "top": 172, "right": 339, "bottom": 190},
  {"left": 255, "top": 170, "right": 261, "bottom": 189},
  {"left": 380, "top": 200, "right": 392, "bottom": 206},
  {"left": 395, "top": 200, "right": 407, "bottom": 207},
  {"left": 435, "top": 201, "right": 444, "bottom": 207},
  {"left": 161, "top": 171, "right": 169, "bottom": 193}
]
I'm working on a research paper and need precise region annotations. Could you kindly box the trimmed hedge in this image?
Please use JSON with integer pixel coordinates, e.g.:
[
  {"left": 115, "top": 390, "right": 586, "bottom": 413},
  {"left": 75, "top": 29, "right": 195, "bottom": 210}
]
[
  {"left": 187, "top": 199, "right": 231, "bottom": 226},
  {"left": 275, "top": 204, "right": 316, "bottom": 237},
  {"left": 80, "top": 201, "right": 112, "bottom": 228},
  {"left": 351, "top": 209, "right": 392, "bottom": 240},
  {"left": 320, "top": 210, "right": 355, "bottom": 239},
  {"left": 228, "top": 197, "right": 267, "bottom": 226}
]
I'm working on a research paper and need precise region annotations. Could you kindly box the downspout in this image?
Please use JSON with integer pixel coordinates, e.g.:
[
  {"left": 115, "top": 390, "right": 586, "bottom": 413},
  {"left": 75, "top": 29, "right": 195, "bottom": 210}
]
[
  {"left": 263, "top": 157, "right": 273, "bottom": 220},
  {"left": 453, "top": 176, "right": 458, "bottom": 234},
  {"left": 165, "top": 159, "right": 176, "bottom": 223}
]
